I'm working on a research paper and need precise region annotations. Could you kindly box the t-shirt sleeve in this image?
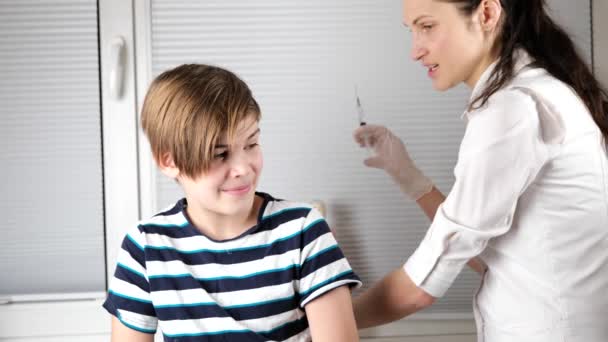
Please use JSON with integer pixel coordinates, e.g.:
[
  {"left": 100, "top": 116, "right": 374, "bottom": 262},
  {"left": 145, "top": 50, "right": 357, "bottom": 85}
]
[
  {"left": 102, "top": 225, "right": 157, "bottom": 334},
  {"left": 296, "top": 207, "right": 362, "bottom": 307}
]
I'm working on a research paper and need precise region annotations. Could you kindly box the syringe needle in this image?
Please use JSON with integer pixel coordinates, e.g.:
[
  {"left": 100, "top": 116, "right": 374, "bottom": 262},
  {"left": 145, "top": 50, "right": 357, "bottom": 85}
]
[{"left": 355, "top": 85, "right": 366, "bottom": 126}]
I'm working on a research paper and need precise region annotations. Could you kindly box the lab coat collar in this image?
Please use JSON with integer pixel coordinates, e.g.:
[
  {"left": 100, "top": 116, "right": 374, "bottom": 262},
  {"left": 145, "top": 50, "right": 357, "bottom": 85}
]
[{"left": 462, "top": 49, "right": 534, "bottom": 119}]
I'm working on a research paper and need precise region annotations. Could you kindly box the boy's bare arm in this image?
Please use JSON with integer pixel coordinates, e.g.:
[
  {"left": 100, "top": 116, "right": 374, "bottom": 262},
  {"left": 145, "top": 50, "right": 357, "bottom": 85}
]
[
  {"left": 305, "top": 286, "right": 359, "bottom": 342},
  {"left": 111, "top": 317, "right": 155, "bottom": 342},
  {"left": 353, "top": 268, "right": 435, "bottom": 329}
]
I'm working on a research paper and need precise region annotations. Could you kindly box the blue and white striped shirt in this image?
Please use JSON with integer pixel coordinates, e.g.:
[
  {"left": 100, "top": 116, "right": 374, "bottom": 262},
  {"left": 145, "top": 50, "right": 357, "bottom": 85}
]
[{"left": 103, "top": 192, "right": 361, "bottom": 341}]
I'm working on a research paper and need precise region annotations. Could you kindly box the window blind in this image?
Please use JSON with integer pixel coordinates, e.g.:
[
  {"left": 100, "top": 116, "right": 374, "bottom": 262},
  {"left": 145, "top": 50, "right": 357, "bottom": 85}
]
[
  {"left": 0, "top": 0, "right": 105, "bottom": 296},
  {"left": 144, "top": 0, "right": 590, "bottom": 313}
]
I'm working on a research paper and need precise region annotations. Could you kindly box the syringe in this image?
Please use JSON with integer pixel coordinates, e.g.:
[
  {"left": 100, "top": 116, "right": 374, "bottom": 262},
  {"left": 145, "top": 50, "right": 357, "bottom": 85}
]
[{"left": 355, "top": 85, "right": 367, "bottom": 126}]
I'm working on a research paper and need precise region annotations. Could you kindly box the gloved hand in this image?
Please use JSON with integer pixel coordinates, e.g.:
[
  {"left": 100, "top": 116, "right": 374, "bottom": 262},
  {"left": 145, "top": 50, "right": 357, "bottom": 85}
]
[{"left": 353, "top": 124, "right": 433, "bottom": 200}]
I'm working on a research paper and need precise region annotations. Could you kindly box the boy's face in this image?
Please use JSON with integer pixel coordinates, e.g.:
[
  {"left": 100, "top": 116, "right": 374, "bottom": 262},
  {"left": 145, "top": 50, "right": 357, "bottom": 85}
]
[{"left": 171, "top": 115, "right": 263, "bottom": 220}]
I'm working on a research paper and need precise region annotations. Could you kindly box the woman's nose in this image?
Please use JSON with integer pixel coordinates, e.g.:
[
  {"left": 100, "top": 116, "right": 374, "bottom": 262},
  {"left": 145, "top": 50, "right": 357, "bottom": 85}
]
[{"left": 410, "top": 39, "right": 426, "bottom": 61}]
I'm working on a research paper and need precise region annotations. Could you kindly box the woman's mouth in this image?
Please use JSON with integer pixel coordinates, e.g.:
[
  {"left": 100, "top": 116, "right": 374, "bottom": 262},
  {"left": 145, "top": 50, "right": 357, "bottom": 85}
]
[{"left": 428, "top": 64, "right": 439, "bottom": 77}]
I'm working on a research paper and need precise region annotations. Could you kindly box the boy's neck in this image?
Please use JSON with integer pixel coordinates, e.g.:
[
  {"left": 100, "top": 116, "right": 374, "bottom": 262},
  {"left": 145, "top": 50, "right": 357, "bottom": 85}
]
[{"left": 185, "top": 194, "right": 262, "bottom": 241}]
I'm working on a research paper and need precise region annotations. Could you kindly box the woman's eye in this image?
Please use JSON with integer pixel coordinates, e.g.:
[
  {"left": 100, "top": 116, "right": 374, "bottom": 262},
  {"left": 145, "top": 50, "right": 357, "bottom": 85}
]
[
  {"left": 246, "top": 143, "right": 259, "bottom": 149},
  {"left": 422, "top": 24, "right": 433, "bottom": 31}
]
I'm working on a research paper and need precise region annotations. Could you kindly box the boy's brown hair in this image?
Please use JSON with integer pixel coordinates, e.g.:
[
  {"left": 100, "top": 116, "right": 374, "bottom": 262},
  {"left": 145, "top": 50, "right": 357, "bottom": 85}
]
[{"left": 141, "top": 64, "right": 261, "bottom": 178}]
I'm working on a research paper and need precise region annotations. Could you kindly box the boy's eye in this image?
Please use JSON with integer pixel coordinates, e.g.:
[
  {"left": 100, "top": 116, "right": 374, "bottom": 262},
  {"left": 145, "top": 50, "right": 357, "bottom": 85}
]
[
  {"left": 214, "top": 151, "right": 228, "bottom": 160},
  {"left": 421, "top": 24, "right": 434, "bottom": 31}
]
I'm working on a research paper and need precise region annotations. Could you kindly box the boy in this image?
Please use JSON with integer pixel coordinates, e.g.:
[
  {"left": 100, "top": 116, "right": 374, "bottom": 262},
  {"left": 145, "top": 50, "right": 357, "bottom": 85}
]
[{"left": 103, "top": 64, "right": 361, "bottom": 341}]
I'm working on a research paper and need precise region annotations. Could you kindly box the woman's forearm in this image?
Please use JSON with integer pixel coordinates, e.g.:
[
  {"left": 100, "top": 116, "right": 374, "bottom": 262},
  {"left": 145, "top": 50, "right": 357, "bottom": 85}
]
[{"left": 416, "top": 186, "right": 445, "bottom": 219}]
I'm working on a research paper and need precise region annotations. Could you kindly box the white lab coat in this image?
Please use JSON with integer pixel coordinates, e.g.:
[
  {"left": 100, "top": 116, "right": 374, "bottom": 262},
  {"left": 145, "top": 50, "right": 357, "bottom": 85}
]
[{"left": 404, "top": 50, "right": 608, "bottom": 342}]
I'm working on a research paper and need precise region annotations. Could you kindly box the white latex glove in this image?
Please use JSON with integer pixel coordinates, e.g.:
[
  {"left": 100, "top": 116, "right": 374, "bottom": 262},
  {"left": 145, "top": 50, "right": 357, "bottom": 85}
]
[{"left": 353, "top": 124, "right": 433, "bottom": 200}]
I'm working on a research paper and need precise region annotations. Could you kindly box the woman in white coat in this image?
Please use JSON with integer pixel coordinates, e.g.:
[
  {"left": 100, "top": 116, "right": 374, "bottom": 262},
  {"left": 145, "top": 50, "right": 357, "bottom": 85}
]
[{"left": 353, "top": 0, "right": 608, "bottom": 341}]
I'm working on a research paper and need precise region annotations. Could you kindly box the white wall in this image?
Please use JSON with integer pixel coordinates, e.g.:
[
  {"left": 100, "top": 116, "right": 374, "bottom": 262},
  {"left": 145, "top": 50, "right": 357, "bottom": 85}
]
[{"left": 594, "top": 0, "right": 608, "bottom": 84}]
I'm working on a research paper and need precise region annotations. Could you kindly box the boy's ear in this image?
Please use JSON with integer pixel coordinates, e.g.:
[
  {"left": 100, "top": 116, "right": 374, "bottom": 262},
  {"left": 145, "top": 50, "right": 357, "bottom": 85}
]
[{"left": 157, "top": 152, "right": 180, "bottom": 179}]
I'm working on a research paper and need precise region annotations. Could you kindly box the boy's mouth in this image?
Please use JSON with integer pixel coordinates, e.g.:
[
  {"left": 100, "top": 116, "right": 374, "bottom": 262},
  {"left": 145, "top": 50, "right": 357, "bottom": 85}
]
[{"left": 222, "top": 184, "right": 251, "bottom": 195}]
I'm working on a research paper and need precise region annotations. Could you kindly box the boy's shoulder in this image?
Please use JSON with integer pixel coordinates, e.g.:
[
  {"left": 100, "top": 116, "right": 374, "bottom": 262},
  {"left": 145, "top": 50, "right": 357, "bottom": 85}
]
[
  {"left": 127, "top": 199, "right": 188, "bottom": 238},
  {"left": 256, "top": 193, "right": 329, "bottom": 241},
  {"left": 257, "top": 192, "right": 319, "bottom": 221},
  {"left": 144, "top": 199, "right": 188, "bottom": 226}
]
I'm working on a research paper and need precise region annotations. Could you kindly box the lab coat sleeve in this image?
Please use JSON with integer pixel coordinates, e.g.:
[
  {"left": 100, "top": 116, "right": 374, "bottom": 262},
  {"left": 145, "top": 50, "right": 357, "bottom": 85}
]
[{"left": 404, "top": 89, "right": 558, "bottom": 298}]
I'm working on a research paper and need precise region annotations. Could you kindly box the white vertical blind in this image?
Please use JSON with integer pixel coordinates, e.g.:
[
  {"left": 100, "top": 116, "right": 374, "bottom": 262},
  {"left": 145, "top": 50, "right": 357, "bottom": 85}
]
[
  {"left": 0, "top": 0, "right": 105, "bottom": 296},
  {"left": 143, "top": 0, "right": 590, "bottom": 313}
]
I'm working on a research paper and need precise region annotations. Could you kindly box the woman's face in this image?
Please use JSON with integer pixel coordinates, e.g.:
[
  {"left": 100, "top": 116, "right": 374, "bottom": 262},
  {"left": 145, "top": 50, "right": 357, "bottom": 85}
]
[{"left": 403, "top": 0, "right": 498, "bottom": 90}]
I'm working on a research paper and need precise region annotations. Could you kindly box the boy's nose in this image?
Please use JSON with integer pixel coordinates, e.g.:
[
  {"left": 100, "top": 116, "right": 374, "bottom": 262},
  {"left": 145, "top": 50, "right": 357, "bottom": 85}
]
[{"left": 228, "top": 152, "right": 250, "bottom": 177}]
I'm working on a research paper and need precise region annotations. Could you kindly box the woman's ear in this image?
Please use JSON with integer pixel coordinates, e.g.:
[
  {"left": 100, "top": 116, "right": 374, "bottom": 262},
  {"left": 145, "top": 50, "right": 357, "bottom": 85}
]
[
  {"left": 157, "top": 152, "right": 180, "bottom": 179},
  {"left": 477, "top": 0, "right": 503, "bottom": 33}
]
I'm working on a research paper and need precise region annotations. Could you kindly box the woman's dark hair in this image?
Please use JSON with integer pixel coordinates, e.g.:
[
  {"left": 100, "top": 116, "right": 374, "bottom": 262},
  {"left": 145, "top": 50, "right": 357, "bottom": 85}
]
[{"left": 445, "top": 0, "right": 608, "bottom": 141}]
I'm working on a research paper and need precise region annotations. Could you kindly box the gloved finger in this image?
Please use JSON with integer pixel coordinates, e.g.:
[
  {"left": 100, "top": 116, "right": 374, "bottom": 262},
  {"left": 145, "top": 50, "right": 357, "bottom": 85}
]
[
  {"left": 363, "top": 156, "right": 385, "bottom": 169},
  {"left": 354, "top": 133, "right": 367, "bottom": 147},
  {"left": 355, "top": 133, "right": 375, "bottom": 148},
  {"left": 353, "top": 124, "right": 385, "bottom": 139},
  {"left": 353, "top": 124, "right": 386, "bottom": 146}
]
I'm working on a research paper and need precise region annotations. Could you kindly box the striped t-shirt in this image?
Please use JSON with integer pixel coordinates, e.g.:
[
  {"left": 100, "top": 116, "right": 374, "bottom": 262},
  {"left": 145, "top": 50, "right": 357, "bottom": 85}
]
[{"left": 103, "top": 192, "right": 361, "bottom": 341}]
